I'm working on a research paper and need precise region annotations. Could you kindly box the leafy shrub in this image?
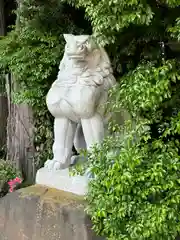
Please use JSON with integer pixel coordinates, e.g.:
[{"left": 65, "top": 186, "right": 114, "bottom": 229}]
[
  {"left": 0, "top": 159, "right": 21, "bottom": 182},
  {"left": 0, "top": 159, "right": 21, "bottom": 196},
  {"left": 85, "top": 120, "right": 180, "bottom": 240}
]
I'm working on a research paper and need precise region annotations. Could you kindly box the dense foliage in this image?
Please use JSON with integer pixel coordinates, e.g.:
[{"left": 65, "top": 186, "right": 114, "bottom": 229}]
[
  {"left": 0, "top": 0, "right": 180, "bottom": 239},
  {"left": 0, "top": 159, "right": 21, "bottom": 181}
]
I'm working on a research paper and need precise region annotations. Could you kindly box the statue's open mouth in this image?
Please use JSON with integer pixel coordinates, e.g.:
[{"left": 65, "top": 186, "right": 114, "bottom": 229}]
[{"left": 67, "top": 53, "right": 85, "bottom": 60}]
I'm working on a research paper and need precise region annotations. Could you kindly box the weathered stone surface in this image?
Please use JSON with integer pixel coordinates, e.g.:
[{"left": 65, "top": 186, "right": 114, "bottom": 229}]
[{"left": 0, "top": 185, "right": 103, "bottom": 240}]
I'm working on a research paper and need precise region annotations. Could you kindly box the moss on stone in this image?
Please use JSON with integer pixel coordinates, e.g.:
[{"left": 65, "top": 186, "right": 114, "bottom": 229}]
[{"left": 18, "top": 185, "right": 86, "bottom": 208}]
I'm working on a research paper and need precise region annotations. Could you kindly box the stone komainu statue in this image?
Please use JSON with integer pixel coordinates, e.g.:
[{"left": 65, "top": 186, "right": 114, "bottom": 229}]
[{"left": 45, "top": 34, "right": 116, "bottom": 170}]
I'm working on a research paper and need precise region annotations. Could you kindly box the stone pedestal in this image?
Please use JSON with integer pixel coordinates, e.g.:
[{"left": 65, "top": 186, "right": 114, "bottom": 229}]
[
  {"left": 36, "top": 167, "right": 89, "bottom": 196},
  {"left": 0, "top": 185, "right": 104, "bottom": 240}
]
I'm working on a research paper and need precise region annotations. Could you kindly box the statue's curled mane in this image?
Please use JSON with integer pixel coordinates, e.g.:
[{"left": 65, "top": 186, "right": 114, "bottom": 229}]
[{"left": 58, "top": 35, "right": 116, "bottom": 90}]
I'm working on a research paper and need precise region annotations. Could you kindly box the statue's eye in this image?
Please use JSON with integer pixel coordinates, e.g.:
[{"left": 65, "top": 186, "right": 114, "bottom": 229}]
[{"left": 79, "top": 44, "right": 85, "bottom": 50}]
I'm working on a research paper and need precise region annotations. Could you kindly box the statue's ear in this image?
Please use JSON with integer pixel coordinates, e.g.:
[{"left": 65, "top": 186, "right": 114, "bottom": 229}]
[{"left": 63, "top": 34, "right": 73, "bottom": 43}]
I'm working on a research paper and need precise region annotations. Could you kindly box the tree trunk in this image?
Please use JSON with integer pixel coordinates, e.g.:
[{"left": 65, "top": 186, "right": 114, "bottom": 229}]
[
  {"left": 0, "top": 91, "right": 8, "bottom": 154},
  {"left": 6, "top": 75, "right": 35, "bottom": 182},
  {"left": 0, "top": 0, "right": 8, "bottom": 154},
  {"left": 5, "top": 0, "right": 36, "bottom": 182},
  {"left": 0, "top": 0, "right": 5, "bottom": 35}
]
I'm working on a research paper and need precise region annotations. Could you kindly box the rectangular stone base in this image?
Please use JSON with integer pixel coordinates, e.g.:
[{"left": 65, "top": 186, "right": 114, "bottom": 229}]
[{"left": 36, "top": 167, "right": 89, "bottom": 196}]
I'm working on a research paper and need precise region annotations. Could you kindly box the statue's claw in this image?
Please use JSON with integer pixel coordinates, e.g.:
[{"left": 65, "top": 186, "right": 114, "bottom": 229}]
[
  {"left": 53, "top": 161, "right": 61, "bottom": 170},
  {"left": 44, "top": 160, "right": 52, "bottom": 168},
  {"left": 70, "top": 155, "right": 79, "bottom": 165},
  {"left": 44, "top": 159, "right": 61, "bottom": 170}
]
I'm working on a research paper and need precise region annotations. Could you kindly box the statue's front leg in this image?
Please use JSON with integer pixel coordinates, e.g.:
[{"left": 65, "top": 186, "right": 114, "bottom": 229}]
[
  {"left": 81, "top": 113, "right": 104, "bottom": 151},
  {"left": 45, "top": 117, "right": 77, "bottom": 170}
]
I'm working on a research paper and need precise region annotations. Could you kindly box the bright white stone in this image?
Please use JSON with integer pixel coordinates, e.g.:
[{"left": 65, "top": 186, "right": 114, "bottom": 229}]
[{"left": 36, "top": 167, "right": 89, "bottom": 196}]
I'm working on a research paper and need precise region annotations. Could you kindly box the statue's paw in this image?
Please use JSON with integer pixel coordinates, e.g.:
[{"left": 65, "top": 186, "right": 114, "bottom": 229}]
[
  {"left": 44, "top": 159, "right": 62, "bottom": 170},
  {"left": 53, "top": 161, "right": 61, "bottom": 170},
  {"left": 70, "top": 155, "right": 79, "bottom": 165},
  {"left": 71, "top": 155, "right": 87, "bottom": 166},
  {"left": 44, "top": 159, "right": 51, "bottom": 168},
  {"left": 44, "top": 159, "right": 55, "bottom": 170}
]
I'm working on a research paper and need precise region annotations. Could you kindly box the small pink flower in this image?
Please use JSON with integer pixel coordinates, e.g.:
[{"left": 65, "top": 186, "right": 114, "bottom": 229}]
[
  {"left": 14, "top": 177, "right": 22, "bottom": 183},
  {"left": 7, "top": 177, "right": 22, "bottom": 193},
  {"left": 8, "top": 181, "right": 13, "bottom": 186}
]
